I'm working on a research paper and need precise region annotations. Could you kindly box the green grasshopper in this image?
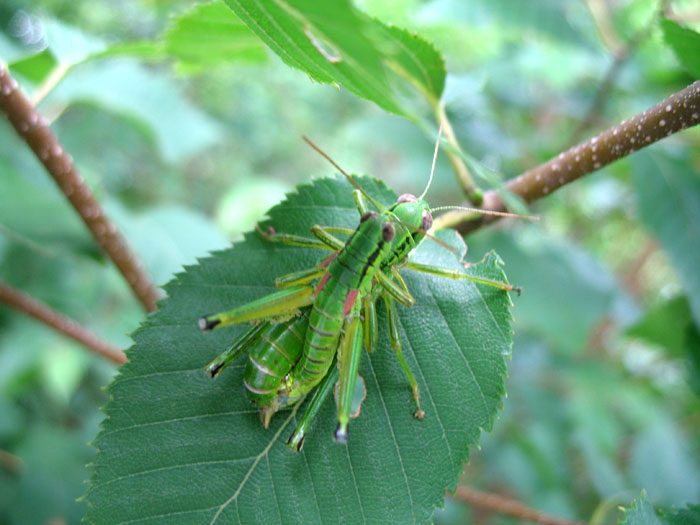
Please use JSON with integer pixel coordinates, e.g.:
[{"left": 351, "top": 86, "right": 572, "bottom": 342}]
[
  {"left": 200, "top": 131, "right": 531, "bottom": 450},
  {"left": 203, "top": 311, "right": 310, "bottom": 427}
]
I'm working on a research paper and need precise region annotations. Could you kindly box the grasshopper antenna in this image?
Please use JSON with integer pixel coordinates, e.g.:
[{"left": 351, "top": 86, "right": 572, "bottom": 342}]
[
  {"left": 418, "top": 119, "right": 444, "bottom": 201},
  {"left": 302, "top": 136, "right": 386, "bottom": 212},
  {"left": 431, "top": 205, "right": 540, "bottom": 222}
]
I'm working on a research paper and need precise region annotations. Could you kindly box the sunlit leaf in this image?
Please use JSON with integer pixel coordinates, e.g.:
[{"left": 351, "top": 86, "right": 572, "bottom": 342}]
[
  {"left": 164, "top": 1, "right": 268, "bottom": 73},
  {"left": 223, "top": 0, "right": 446, "bottom": 118}
]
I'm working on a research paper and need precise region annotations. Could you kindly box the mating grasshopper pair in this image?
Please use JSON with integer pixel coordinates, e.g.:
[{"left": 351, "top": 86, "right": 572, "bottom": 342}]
[{"left": 198, "top": 137, "right": 526, "bottom": 450}]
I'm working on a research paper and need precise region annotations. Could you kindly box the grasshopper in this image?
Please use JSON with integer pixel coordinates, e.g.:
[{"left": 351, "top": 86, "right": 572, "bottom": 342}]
[{"left": 200, "top": 129, "right": 532, "bottom": 450}]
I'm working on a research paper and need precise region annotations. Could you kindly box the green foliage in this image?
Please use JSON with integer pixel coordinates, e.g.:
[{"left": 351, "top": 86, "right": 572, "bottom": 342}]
[
  {"left": 661, "top": 19, "right": 700, "bottom": 77},
  {"left": 2, "top": 1, "right": 700, "bottom": 523},
  {"left": 224, "top": 0, "right": 446, "bottom": 118},
  {"left": 164, "top": 1, "right": 268, "bottom": 73},
  {"left": 621, "top": 492, "right": 700, "bottom": 525},
  {"left": 632, "top": 151, "right": 700, "bottom": 327},
  {"left": 83, "top": 176, "right": 514, "bottom": 523}
]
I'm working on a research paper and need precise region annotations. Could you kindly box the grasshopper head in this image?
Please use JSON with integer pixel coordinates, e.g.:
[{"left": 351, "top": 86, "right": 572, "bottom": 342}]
[{"left": 391, "top": 193, "right": 433, "bottom": 243}]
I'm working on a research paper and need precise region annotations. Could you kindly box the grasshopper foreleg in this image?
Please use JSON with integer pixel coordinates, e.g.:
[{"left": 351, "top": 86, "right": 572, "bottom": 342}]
[{"left": 383, "top": 294, "right": 425, "bottom": 420}]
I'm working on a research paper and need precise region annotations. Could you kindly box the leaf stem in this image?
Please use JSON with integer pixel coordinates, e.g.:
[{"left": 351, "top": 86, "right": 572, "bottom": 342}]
[
  {"left": 0, "top": 64, "right": 161, "bottom": 312},
  {"left": 0, "top": 279, "right": 127, "bottom": 364},
  {"left": 30, "top": 61, "right": 71, "bottom": 106},
  {"left": 449, "top": 486, "right": 585, "bottom": 525},
  {"left": 437, "top": 81, "right": 700, "bottom": 234},
  {"left": 435, "top": 104, "right": 482, "bottom": 204}
]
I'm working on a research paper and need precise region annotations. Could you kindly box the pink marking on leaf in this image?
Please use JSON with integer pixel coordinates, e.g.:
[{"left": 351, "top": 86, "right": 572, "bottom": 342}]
[{"left": 343, "top": 289, "right": 360, "bottom": 316}]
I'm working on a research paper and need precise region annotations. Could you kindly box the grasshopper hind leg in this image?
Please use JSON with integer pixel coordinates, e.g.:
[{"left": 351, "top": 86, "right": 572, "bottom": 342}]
[{"left": 286, "top": 361, "right": 339, "bottom": 452}]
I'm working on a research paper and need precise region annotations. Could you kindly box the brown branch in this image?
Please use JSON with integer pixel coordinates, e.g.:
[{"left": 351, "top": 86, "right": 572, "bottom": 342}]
[
  {"left": 0, "top": 449, "right": 24, "bottom": 475},
  {"left": 0, "top": 65, "right": 160, "bottom": 312},
  {"left": 450, "top": 486, "right": 585, "bottom": 525},
  {"left": 440, "top": 81, "right": 700, "bottom": 234},
  {"left": 0, "top": 279, "right": 126, "bottom": 364}
]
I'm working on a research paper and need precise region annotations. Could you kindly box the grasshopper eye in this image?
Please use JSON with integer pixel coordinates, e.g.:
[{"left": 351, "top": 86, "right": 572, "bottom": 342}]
[
  {"left": 421, "top": 210, "right": 433, "bottom": 231},
  {"left": 360, "top": 211, "right": 377, "bottom": 223},
  {"left": 397, "top": 193, "right": 417, "bottom": 204},
  {"left": 382, "top": 222, "right": 395, "bottom": 242}
]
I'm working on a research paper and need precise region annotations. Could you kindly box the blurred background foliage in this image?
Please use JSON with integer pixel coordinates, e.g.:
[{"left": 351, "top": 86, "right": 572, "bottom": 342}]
[{"left": 0, "top": 0, "right": 699, "bottom": 523}]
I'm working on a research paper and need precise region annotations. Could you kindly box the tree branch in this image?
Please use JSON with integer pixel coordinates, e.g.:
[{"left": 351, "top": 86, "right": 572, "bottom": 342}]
[
  {"left": 449, "top": 486, "right": 585, "bottom": 525},
  {"left": 435, "top": 81, "right": 700, "bottom": 234},
  {"left": 0, "top": 280, "right": 126, "bottom": 364},
  {"left": 0, "top": 65, "right": 161, "bottom": 312}
]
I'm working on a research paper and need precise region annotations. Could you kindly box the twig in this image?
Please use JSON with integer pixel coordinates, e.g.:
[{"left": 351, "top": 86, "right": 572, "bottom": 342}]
[
  {"left": 436, "top": 81, "right": 700, "bottom": 234},
  {"left": 0, "top": 279, "right": 127, "bottom": 364},
  {"left": 0, "top": 449, "right": 24, "bottom": 475},
  {"left": 450, "top": 486, "right": 585, "bottom": 525},
  {"left": 435, "top": 104, "right": 481, "bottom": 204},
  {"left": 0, "top": 65, "right": 160, "bottom": 312}
]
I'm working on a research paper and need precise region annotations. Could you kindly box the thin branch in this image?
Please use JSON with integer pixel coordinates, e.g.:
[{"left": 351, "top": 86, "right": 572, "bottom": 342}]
[
  {"left": 0, "top": 65, "right": 161, "bottom": 312},
  {"left": 435, "top": 81, "right": 700, "bottom": 234},
  {"left": 435, "top": 104, "right": 481, "bottom": 204},
  {"left": 0, "top": 449, "right": 23, "bottom": 475},
  {"left": 0, "top": 280, "right": 126, "bottom": 364},
  {"left": 449, "top": 486, "right": 585, "bottom": 525}
]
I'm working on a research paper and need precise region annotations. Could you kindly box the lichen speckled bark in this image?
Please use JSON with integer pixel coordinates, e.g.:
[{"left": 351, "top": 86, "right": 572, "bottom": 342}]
[
  {"left": 444, "top": 81, "right": 700, "bottom": 235},
  {"left": 0, "top": 65, "right": 160, "bottom": 312}
]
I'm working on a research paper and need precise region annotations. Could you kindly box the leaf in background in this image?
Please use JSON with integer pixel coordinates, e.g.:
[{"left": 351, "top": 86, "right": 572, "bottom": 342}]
[
  {"left": 621, "top": 492, "right": 663, "bottom": 525},
  {"left": 7, "top": 18, "right": 107, "bottom": 90},
  {"left": 223, "top": 0, "right": 446, "bottom": 118},
  {"left": 0, "top": 161, "right": 95, "bottom": 259},
  {"left": 84, "top": 176, "right": 514, "bottom": 523},
  {"left": 661, "top": 19, "right": 700, "bottom": 77},
  {"left": 466, "top": 229, "right": 618, "bottom": 353},
  {"left": 632, "top": 151, "right": 700, "bottom": 328},
  {"left": 422, "top": 0, "right": 597, "bottom": 48},
  {"left": 41, "top": 18, "right": 106, "bottom": 65},
  {"left": 105, "top": 202, "right": 230, "bottom": 286},
  {"left": 624, "top": 295, "right": 700, "bottom": 397},
  {"left": 628, "top": 422, "right": 700, "bottom": 506},
  {"left": 626, "top": 296, "right": 692, "bottom": 357},
  {"left": 8, "top": 48, "right": 57, "bottom": 84},
  {"left": 45, "top": 59, "right": 222, "bottom": 162},
  {"left": 685, "top": 324, "right": 700, "bottom": 398},
  {"left": 621, "top": 492, "right": 700, "bottom": 525},
  {"left": 164, "top": 0, "right": 267, "bottom": 73}
]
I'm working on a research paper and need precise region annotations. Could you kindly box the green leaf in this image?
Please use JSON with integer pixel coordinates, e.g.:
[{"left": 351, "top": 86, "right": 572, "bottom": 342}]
[
  {"left": 84, "top": 176, "right": 514, "bottom": 523},
  {"left": 626, "top": 296, "right": 693, "bottom": 357},
  {"left": 661, "top": 19, "right": 700, "bottom": 77},
  {"left": 223, "top": 0, "right": 446, "bottom": 118},
  {"left": 632, "top": 151, "right": 700, "bottom": 328},
  {"left": 621, "top": 492, "right": 664, "bottom": 525},
  {"left": 164, "top": 0, "right": 268, "bottom": 73},
  {"left": 8, "top": 49, "right": 57, "bottom": 84},
  {"left": 466, "top": 230, "right": 617, "bottom": 353},
  {"left": 0, "top": 160, "right": 95, "bottom": 259},
  {"left": 45, "top": 59, "right": 222, "bottom": 162},
  {"left": 621, "top": 492, "right": 700, "bottom": 525}
]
